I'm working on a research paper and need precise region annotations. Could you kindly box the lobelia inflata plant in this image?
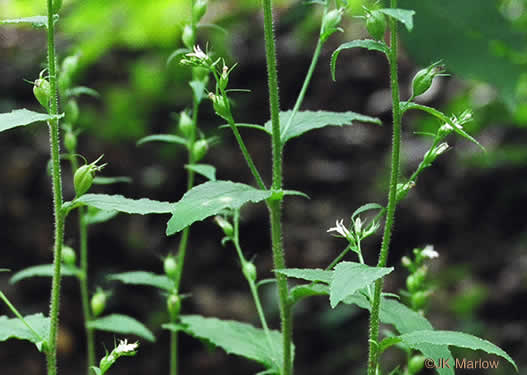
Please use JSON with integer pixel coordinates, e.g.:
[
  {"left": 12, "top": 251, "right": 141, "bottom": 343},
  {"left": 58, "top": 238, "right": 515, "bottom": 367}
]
[{"left": 0, "top": 1, "right": 520, "bottom": 375}]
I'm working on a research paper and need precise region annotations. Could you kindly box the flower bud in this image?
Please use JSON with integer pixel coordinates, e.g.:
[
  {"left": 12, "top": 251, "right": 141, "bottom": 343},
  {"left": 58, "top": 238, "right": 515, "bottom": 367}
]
[
  {"left": 167, "top": 294, "right": 181, "bottom": 320},
  {"left": 242, "top": 262, "right": 257, "bottom": 283},
  {"left": 178, "top": 111, "right": 194, "bottom": 138},
  {"left": 91, "top": 290, "right": 107, "bottom": 317},
  {"left": 65, "top": 99, "right": 80, "bottom": 124},
  {"left": 73, "top": 155, "right": 106, "bottom": 196},
  {"left": 406, "top": 274, "right": 419, "bottom": 293},
  {"left": 411, "top": 290, "right": 429, "bottom": 310},
  {"left": 366, "top": 10, "right": 386, "bottom": 41},
  {"left": 396, "top": 181, "right": 415, "bottom": 203},
  {"left": 61, "top": 245, "right": 76, "bottom": 266},
  {"left": 401, "top": 256, "right": 412, "bottom": 268},
  {"left": 33, "top": 78, "right": 50, "bottom": 110},
  {"left": 413, "top": 266, "right": 427, "bottom": 286},
  {"left": 214, "top": 216, "right": 234, "bottom": 237},
  {"left": 193, "top": 0, "right": 208, "bottom": 23},
  {"left": 408, "top": 355, "right": 425, "bottom": 375},
  {"left": 164, "top": 255, "right": 178, "bottom": 280},
  {"left": 64, "top": 131, "right": 77, "bottom": 153},
  {"left": 219, "top": 65, "right": 229, "bottom": 91},
  {"left": 321, "top": 9, "right": 343, "bottom": 41},
  {"left": 192, "top": 139, "right": 209, "bottom": 162},
  {"left": 52, "top": 0, "right": 63, "bottom": 14},
  {"left": 182, "top": 25, "right": 196, "bottom": 49},
  {"left": 209, "top": 93, "right": 231, "bottom": 121},
  {"left": 411, "top": 61, "right": 444, "bottom": 98}
]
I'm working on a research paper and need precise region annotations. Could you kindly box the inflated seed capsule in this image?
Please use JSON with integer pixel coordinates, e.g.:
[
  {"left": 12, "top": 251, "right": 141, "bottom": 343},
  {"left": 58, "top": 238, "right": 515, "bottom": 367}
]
[
  {"left": 242, "top": 262, "right": 257, "bottom": 283},
  {"left": 366, "top": 11, "right": 386, "bottom": 41},
  {"left": 61, "top": 245, "right": 76, "bottom": 266},
  {"left": 411, "top": 290, "right": 429, "bottom": 310},
  {"left": 65, "top": 99, "right": 80, "bottom": 124},
  {"left": 164, "top": 255, "right": 178, "bottom": 280},
  {"left": 167, "top": 294, "right": 181, "bottom": 320},
  {"left": 192, "top": 0, "right": 208, "bottom": 23},
  {"left": 74, "top": 164, "right": 94, "bottom": 196},
  {"left": 209, "top": 93, "right": 230, "bottom": 120},
  {"left": 182, "top": 25, "right": 196, "bottom": 49},
  {"left": 91, "top": 290, "right": 106, "bottom": 317},
  {"left": 178, "top": 111, "right": 194, "bottom": 138},
  {"left": 406, "top": 274, "right": 419, "bottom": 293},
  {"left": 214, "top": 216, "right": 233, "bottom": 237},
  {"left": 33, "top": 78, "right": 50, "bottom": 110},
  {"left": 411, "top": 61, "right": 443, "bottom": 98},
  {"left": 64, "top": 131, "right": 77, "bottom": 153},
  {"left": 321, "top": 9, "right": 342, "bottom": 39},
  {"left": 192, "top": 139, "right": 209, "bottom": 162},
  {"left": 407, "top": 355, "right": 425, "bottom": 375}
]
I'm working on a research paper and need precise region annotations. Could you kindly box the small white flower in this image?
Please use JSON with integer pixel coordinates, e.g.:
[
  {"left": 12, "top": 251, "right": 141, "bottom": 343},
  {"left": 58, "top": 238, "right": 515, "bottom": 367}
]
[
  {"left": 327, "top": 219, "right": 351, "bottom": 239},
  {"left": 186, "top": 45, "right": 208, "bottom": 60},
  {"left": 115, "top": 339, "right": 139, "bottom": 355},
  {"left": 353, "top": 217, "right": 363, "bottom": 235},
  {"left": 421, "top": 245, "right": 439, "bottom": 259}
]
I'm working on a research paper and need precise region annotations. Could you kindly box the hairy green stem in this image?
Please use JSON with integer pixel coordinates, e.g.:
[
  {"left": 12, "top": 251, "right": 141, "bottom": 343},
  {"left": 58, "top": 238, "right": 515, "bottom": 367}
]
[
  {"left": 367, "top": 1, "right": 401, "bottom": 374},
  {"left": 45, "top": 1, "right": 66, "bottom": 374},
  {"left": 262, "top": 1, "right": 292, "bottom": 374}
]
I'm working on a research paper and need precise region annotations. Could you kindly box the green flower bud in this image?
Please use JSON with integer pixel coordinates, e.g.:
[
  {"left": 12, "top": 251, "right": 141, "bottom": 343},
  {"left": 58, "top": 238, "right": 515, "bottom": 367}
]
[
  {"left": 321, "top": 9, "right": 343, "bottom": 41},
  {"left": 219, "top": 65, "right": 229, "bottom": 91},
  {"left": 65, "top": 99, "right": 80, "bottom": 124},
  {"left": 406, "top": 274, "right": 419, "bottom": 293},
  {"left": 411, "top": 61, "right": 444, "bottom": 98},
  {"left": 33, "top": 78, "right": 50, "bottom": 110},
  {"left": 242, "top": 262, "right": 257, "bottom": 283},
  {"left": 413, "top": 266, "right": 427, "bottom": 286},
  {"left": 192, "top": 139, "right": 209, "bottom": 162},
  {"left": 164, "top": 255, "right": 178, "bottom": 280},
  {"left": 182, "top": 25, "right": 196, "bottom": 49},
  {"left": 91, "top": 290, "right": 107, "bottom": 317},
  {"left": 178, "top": 111, "right": 194, "bottom": 138},
  {"left": 73, "top": 155, "right": 106, "bottom": 196},
  {"left": 52, "top": 0, "right": 63, "bottom": 14},
  {"left": 209, "top": 93, "right": 231, "bottom": 120},
  {"left": 366, "top": 11, "right": 386, "bottom": 41},
  {"left": 61, "top": 245, "right": 76, "bottom": 266},
  {"left": 411, "top": 290, "right": 429, "bottom": 310},
  {"left": 64, "top": 131, "right": 77, "bottom": 153},
  {"left": 401, "top": 256, "right": 412, "bottom": 268},
  {"left": 193, "top": 0, "right": 208, "bottom": 23},
  {"left": 214, "top": 216, "right": 234, "bottom": 237},
  {"left": 167, "top": 294, "right": 181, "bottom": 320},
  {"left": 408, "top": 355, "right": 425, "bottom": 375},
  {"left": 59, "top": 55, "right": 80, "bottom": 92}
]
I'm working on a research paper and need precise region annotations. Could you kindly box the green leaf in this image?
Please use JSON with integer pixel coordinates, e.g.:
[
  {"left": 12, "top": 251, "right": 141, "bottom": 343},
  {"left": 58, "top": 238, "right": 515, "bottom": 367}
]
[
  {"left": 219, "top": 123, "right": 271, "bottom": 133},
  {"left": 290, "top": 283, "right": 329, "bottom": 305},
  {"left": 0, "top": 16, "right": 49, "bottom": 28},
  {"left": 93, "top": 176, "right": 132, "bottom": 185},
  {"left": 0, "top": 269, "right": 9, "bottom": 272},
  {"left": 167, "top": 48, "right": 190, "bottom": 66},
  {"left": 0, "top": 313, "right": 49, "bottom": 351},
  {"left": 107, "top": 271, "right": 173, "bottom": 291},
  {"left": 344, "top": 294, "right": 454, "bottom": 375},
  {"left": 166, "top": 315, "right": 291, "bottom": 371},
  {"left": 0, "top": 109, "right": 61, "bottom": 133},
  {"left": 84, "top": 207, "right": 119, "bottom": 225},
  {"left": 90, "top": 366, "right": 102, "bottom": 375},
  {"left": 351, "top": 203, "right": 384, "bottom": 221},
  {"left": 330, "top": 262, "right": 393, "bottom": 308},
  {"left": 87, "top": 314, "right": 155, "bottom": 342},
  {"left": 77, "top": 194, "right": 173, "bottom": 215},
  {"left": 275, "top": 268, "right": 332, "bottom": 284},
  {"left": 189, "top": 80, "right": 207, "bottom": 104},
  {"left": 166, "top": 181, "right": 272, "bottom": 235},
  {"left": 264, "top": 110, "right": 381, "bottom": 145},
  {"left": 185, "top": 164, "right": 216, "bottom": 181},
  {"left": 396, "top": 0, "right": 525, "bottom": 109},
  {"left": 397, "top": 331, "right": 518, "bottom": 372},
  {"left": 331, "top": 40, "right": 390, "bottom": 80},
  {"left": 136, "top": 134, "right": 187, "bottom": 146},
  {"left": 378, "top": 8, "right": 415, "bottom": 31},
  {"left": 10, "top": 264, "right": 80, "bottom": 284}
]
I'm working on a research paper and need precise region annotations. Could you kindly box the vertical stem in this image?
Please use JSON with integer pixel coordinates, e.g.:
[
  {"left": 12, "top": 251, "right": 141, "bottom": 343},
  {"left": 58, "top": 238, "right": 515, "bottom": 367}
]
[
  {"left": 46, "top": 1, "right": 65, "bottom": 374},
  {"left": 262, "top": 1, "right": 292, "bottom": 374},
  {"left": 169, "top": 96, "right": 199, "bottom": 375},
  {"left": 367, "top": 1, "right": 401, "bottom": 374}
]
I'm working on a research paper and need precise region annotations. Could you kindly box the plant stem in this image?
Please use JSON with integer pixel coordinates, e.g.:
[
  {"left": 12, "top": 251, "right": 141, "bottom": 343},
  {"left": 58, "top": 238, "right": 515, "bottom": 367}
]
[
  {"left": 366, "top": 1, "right": 401, "bottom": 374},
  {"left": 46, "top": 1, "right": 66, "bottom": 374},
  {"left": 262, "top": 1, "right": 292, "bottom": 374},
  {"left": 169, "top": 97, "right": 199, "bottom": 375}
]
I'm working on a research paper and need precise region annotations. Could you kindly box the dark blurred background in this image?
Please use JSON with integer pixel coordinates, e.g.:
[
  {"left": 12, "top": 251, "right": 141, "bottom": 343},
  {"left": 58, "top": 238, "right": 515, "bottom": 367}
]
[{"left": 0, "top": 0, "right": 526, "bottom": 374}]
